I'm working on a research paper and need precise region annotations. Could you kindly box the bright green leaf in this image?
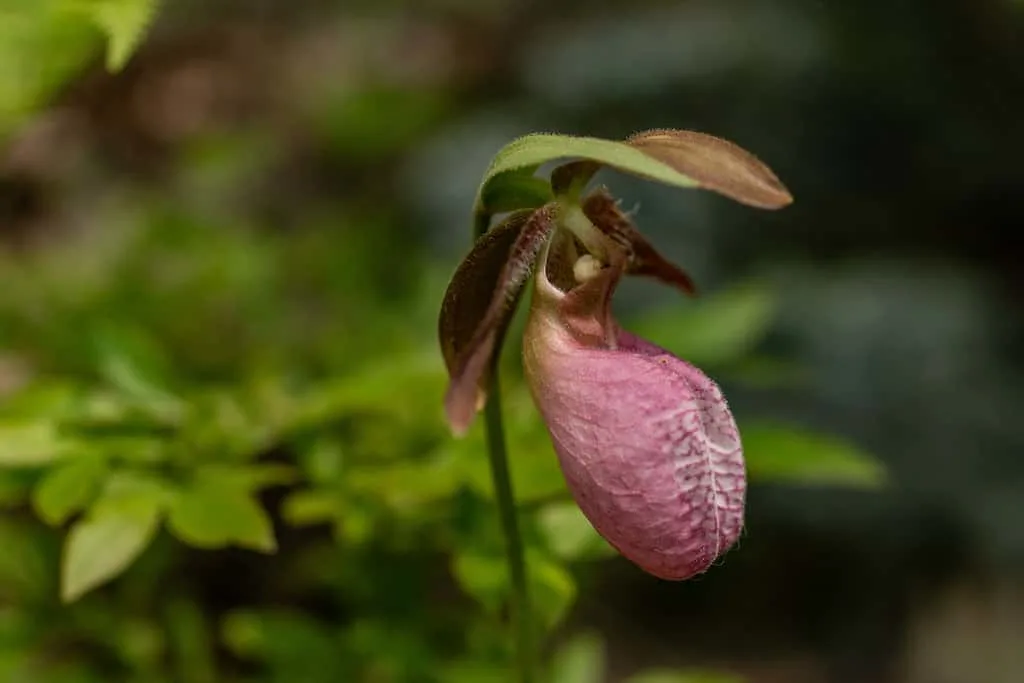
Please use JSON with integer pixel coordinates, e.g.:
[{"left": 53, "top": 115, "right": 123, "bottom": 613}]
[
  {"left": 550, "top": 633, "right": 606, "bottom": 683},
  {"left": 475, "top": 134, "right": 698, "bottom": 213},
  {"left": 32, "top": 454, "right": 108, "bottom": 525},
  {"left": 0, "top": 7, "right": 98, "bottom": 138},
  {"left": 0, "top": 422, "right": 74, "bottom": 467},
  {"left": 61, "top": 492, "right": 161, "bottom": 602},
  {"left": 168, "top": 482, "right": 276, "bottom": 552},
  {"left": 84, "top": 0, "right": 160, "bottom": 70},
  {"left": 536, "top": 501, "right": 615, "bottom": 561},
  {"left": 742, "top": 422, "right": 885, "bottom": 488}
]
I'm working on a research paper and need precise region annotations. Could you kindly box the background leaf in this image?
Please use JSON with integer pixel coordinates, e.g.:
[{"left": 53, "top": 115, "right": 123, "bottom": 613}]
[
  {"left": 627, "top": 282, "right": 776, "bottom": 368},
  {"left": 0, "top": 5, "right": 97, "bottom": 137},
  {"left": 549, "top": 633, "right": 606, "bottom": 683},
  {"left": 32, "top": 453, "right": 108, "bottom": 525},
  {"left": 61, "top": 492, "right": 161, "bottom": 602},
  {"left": 168, "top": 482, "right": 276, "bottom": 552},
  {"left": 536, "top": 501, "right": 615, "bottom": 561},
  {"left": 742, "top": 422, "right": 886, "bottom": 488},
  {"left": 0, "top": 422, "right": 74, "bottom": 467},
  {"left": 194, "top": 463, "right": 297, "bottom": 492},
  {"left": 82, "top": 0, "right": 159, "bottom": 70},
  {"left": 451, "top": 548, "right": 577, "bottom": 629}
]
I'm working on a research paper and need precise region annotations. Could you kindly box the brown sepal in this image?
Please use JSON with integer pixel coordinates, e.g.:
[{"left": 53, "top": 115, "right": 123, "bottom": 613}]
[{"left": 439, "top": 204, "right": 557, "bottom": 435}]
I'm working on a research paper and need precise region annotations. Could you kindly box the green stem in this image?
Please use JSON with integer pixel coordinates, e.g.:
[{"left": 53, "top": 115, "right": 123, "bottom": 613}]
[
  {"left": 483, "top": 377, "right": 534, "bottom": 683},
  {"left": 474, "top": 208, "right": 534, "bottom": 683}
]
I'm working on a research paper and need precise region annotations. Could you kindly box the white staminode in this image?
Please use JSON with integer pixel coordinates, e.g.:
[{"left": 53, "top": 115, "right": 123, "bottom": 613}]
[{"left": 573, "top": 254, "right": 604, "bottom": 283}]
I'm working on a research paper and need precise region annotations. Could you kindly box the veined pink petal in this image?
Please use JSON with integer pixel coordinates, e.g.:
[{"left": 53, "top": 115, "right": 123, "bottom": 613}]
[{"left": 522, "top": 237, "right": 745, "bottom": 580}]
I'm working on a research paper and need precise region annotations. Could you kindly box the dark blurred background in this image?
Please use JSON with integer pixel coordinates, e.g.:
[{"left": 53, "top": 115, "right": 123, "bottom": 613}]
[{"left": 1, "top": 1, "right": 1022, "bottom": 682}]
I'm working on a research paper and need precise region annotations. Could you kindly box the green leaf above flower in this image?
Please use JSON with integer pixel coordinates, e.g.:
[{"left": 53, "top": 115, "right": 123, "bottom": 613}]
[{"left": 475, "top": 129, "right": 793, "bottom": 215}]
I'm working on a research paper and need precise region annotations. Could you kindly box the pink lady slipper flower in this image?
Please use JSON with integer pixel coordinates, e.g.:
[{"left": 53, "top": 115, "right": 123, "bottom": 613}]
[{"left": 439, "top": 130, "right": 791, "bottom": 580}]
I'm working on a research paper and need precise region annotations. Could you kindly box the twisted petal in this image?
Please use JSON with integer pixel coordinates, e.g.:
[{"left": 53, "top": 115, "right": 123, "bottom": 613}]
[
  {"left": 582, "top": 188, "right": 697, "bottom": 295},
  {"left": 522, "top": 236, "right": 745, "bottom": 580}
]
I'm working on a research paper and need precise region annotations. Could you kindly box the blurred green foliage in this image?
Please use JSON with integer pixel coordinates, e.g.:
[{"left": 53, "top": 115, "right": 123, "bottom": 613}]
[
  {"left": 0, "top": 5, "right": 883, "bottom": 682},
  {"left": 0, "top": 0, "right": 158, "bottom": 136}
]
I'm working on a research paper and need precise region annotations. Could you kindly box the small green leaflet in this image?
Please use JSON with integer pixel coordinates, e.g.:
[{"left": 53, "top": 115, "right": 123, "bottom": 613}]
[
  {"left": 33, "top": 454, "right": 108, "bottom": 525},
  {"left": 82, "top": 0, "right": 160, "bottom": 70},
  {"left": 61, "top": 495, "right": 161, "bottom": 602},
  {"left": 0, "top": 422, "right": 75, "bottom": 467},
  {"left": 167, "top": 481, "right": 276, "bottom": 552}
]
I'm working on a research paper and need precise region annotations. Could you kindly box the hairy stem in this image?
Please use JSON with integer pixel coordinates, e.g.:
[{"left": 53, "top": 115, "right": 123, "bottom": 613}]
[{"left": 474, "top": 209, "right": 535, "bottom": 683}]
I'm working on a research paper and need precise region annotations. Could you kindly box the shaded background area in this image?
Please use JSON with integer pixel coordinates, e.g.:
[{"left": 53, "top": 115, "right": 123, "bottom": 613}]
[{"left": 1, "top": 1, "right": 1022, "bottom": 682}]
